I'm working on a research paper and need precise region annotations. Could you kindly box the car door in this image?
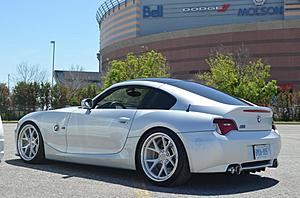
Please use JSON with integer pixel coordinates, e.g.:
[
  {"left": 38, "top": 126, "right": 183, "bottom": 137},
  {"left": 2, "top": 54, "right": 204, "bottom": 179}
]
[
  {"left": 40, "top": 110, "right": 75, "bottom": 153},
  {"left": 66, "top": 86, "right": 151, "bottom": 154}
]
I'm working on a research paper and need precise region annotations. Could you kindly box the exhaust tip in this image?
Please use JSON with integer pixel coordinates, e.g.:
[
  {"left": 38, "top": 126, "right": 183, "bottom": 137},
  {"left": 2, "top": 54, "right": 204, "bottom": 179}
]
[
  {"left": 227, "top": 166, "right": 236, "bottom": 174},
  {"left": 271, "top": 159, "right": 279, "bottom": 168},
  {"left": 235, "top": 165, "right": 242, "bottom": 175},
  {"left": 227, "top": 164, "right": 242, "bottom": 175}
]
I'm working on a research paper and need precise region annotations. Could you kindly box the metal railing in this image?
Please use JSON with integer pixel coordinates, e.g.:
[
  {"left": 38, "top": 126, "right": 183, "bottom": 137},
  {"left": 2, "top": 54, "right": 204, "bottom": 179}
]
[{"left": 96, "top": 0, "right": 135, "bottom": 24}]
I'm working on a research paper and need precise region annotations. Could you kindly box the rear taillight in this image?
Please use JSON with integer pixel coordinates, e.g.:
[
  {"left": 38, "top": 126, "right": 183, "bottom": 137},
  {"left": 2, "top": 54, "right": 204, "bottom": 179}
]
[{"left": 213, "top": 118, "right": 238, "bottom": 135}]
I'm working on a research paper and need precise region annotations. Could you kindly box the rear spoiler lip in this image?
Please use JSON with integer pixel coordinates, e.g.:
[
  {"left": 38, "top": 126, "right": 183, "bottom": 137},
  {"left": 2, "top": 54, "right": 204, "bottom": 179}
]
[
  {"left": 188, "top": 104, "right": 272, "bottom": 116},
  {"left": 243, "top": 109, "right": 271, "bottom": 113}
]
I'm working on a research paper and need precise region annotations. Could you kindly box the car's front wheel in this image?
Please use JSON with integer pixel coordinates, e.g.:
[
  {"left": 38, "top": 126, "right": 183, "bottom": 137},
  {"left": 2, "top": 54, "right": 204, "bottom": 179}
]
[
  {"left": 17, "top": 122, "right": 45, "bottom": 163},
  {"left": 137, "top": 128, "right": 191, "bottom": 186}
]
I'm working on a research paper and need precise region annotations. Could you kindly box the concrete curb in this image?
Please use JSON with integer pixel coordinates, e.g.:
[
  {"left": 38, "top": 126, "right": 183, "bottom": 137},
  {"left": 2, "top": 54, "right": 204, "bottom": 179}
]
[{"left": 2, "top": 121, "right": 18, "bottom": 124}]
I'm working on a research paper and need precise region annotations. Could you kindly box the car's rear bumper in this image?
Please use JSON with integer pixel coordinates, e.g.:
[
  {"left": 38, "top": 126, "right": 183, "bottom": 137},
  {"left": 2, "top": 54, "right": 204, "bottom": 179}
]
[
  {"left": 0, "top": 138, "right": 4, "bottom": 160},
  {"left": 178, "top": 130, "right": 281, "bottom": 173}
]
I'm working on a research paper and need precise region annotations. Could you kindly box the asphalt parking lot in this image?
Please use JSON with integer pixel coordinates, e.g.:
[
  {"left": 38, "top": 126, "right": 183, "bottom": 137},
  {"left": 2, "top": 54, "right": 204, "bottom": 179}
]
[{"left": 0, "top": 124, "right": 299, "bottom": 198}]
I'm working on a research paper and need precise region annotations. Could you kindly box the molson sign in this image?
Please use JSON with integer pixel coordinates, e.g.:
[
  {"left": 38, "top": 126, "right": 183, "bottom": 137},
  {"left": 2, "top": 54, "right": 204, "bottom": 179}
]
[{"left": 238, "top": 0, "right": 284, "bottom": 16}]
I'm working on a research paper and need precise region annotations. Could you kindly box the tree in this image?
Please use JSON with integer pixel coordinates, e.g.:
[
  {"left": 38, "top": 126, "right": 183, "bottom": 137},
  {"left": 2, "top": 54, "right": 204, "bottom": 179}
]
[
  {"left": 273, "top": 90, "right": 300, "bottom": 121},
  {"left": 103, "top": 50, "right": 170, "bottom": 88},
  {"left": 77, "top": 84, "right": 100, "bottom": 101},
  {"left": 51, "top": 84, "right": 69, "bottom": 109},
  {"left": 196, "top": 49, "right": 277, "bottom": 105},
  {"left": 66, "top": 84, "right": 100, "bottom": 106},
  {"left": 38, "top": 83, "right": 52, "bottom": 110},
  {"left": 0, "top": 83, "right": 10, "bottom": 113},
  {"left": 12, "top": 82, "right": 39, "bottom": 111},
  {"left": 13, "top": 62, "right": 48, "bottom": 83}
]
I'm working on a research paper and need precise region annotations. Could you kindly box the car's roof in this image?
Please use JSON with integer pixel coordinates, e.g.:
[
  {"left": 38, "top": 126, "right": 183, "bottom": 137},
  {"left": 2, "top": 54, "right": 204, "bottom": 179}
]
[
  {"left": 130, "top": 78, "right": 249, "bottom": 106},
  {"left": 131, "top": 78, "right": 191, "bottom": 85}
]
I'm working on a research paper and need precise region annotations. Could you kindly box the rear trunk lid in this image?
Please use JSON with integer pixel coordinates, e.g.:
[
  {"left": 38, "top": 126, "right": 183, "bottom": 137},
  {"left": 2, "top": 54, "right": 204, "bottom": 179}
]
[{"left": 224, "top": 106, "right": 272, "bottom": 131}]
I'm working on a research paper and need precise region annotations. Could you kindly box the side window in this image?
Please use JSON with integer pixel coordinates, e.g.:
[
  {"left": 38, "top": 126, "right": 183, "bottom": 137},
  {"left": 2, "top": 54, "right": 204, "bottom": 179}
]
[
  {"left": 139, "top": 89, "right": 177, "bottom": 110},
  {"left": 95, "top": 87, "right": 150, "bottom": 109}
]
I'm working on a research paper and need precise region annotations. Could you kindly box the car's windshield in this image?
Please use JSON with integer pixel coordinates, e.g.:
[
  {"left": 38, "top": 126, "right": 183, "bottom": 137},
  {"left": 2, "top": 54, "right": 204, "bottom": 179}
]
[{"left": 168, "top": 81, "right": 249, "bottom": 106}]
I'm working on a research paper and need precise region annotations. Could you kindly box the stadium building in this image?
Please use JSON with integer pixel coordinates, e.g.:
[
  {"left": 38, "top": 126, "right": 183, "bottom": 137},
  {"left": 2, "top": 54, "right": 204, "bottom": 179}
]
[{"left": 96, "top": 0, "right": 300, "bottom": 89}]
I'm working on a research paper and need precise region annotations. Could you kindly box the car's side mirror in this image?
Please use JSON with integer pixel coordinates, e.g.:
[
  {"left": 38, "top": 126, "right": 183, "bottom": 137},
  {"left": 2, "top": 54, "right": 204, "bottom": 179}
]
[{"left": 81, "top": 98, "right": 93, "bottom": 110}]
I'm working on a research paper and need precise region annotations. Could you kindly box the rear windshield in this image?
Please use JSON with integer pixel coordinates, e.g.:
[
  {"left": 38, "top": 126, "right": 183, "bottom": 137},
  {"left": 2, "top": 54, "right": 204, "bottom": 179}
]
[{"left": 169, "top": 81, "right": 249, "bottom": 106}]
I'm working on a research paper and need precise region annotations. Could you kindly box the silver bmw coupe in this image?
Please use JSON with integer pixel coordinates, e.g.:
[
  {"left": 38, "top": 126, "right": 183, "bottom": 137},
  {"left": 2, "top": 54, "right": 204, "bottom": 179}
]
[{"left": 15, "top": 78, "right": 281, "bottom": 186}]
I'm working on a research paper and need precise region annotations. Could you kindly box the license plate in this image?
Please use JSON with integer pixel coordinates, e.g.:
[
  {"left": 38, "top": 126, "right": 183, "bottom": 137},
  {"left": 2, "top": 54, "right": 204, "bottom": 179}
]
[{"left": 253, "top": 144, "right": 271, "bottom": 160}]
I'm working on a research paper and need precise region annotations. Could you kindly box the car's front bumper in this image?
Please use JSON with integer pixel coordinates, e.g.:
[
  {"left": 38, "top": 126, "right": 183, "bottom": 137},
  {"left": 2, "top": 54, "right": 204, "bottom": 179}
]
[{"left": 178, "top": 130, "right": 281, "bottom": 173}]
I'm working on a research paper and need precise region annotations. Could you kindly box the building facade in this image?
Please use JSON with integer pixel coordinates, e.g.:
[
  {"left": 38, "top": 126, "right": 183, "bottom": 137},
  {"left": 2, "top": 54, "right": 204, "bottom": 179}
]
[
  {"left": 54, "top": 70, "right": 102, "bottom": 89},
  {"left": 97, "top": 0, "right": 300, "bottom": 89}
]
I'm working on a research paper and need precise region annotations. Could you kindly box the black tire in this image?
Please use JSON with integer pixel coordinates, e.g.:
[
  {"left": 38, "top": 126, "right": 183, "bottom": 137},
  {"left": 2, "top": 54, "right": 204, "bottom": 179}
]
[
  {"left": 17, "top": 122, "right": 45, "bottom": 164},
  {"left": 136, "top": 128, "right": 191, "bottom": 186}
]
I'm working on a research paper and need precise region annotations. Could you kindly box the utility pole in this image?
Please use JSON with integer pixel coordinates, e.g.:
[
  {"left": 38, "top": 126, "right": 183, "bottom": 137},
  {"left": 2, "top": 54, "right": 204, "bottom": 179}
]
[
  {"left": 7, "top": 74, "right": 10, "bottom": 95},
  {"left": 50, "top": 41, "right": 56, "bottom": 88},
  {"left": 50, "top": 41, "right": 56, "bottom": 109}
]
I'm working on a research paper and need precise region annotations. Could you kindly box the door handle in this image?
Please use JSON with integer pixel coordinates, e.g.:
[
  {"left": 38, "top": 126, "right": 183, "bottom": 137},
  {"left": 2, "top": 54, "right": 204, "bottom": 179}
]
[{"left": 119, "top": 117, "right": 130, "bottom": 123}]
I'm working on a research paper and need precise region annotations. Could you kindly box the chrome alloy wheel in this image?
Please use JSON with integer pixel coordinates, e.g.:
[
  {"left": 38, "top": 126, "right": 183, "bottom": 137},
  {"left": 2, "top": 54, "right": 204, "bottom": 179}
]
[
  {"left": 141, "top": 133, "right": 178, "bottom": 182},
  {"left": 18, "top": 124, "right": 40, "bottom": 161}
]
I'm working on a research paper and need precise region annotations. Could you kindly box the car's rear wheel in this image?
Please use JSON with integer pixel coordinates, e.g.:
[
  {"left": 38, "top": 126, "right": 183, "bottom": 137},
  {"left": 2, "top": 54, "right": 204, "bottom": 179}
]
[
  {"left": 17, "top": 123, "right": 45, "bottom": 163},
  {"left": 137, "top": 128, "right": 191, "bottom": 186}
]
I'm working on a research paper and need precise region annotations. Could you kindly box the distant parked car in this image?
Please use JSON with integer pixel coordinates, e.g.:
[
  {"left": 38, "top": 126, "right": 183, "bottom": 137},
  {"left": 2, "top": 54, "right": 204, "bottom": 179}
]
[
  {"left": 0, "top": 116, "right": 4, "bottom": 161},
  {"left": 15, "top": 78, "right": 281, "bottom": 186}
]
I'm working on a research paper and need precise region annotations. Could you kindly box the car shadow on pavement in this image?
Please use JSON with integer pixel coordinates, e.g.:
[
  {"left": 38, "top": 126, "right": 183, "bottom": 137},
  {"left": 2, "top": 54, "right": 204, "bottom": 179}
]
[{"left": 6, "top": 159, "right": 279, "bottom": 196}]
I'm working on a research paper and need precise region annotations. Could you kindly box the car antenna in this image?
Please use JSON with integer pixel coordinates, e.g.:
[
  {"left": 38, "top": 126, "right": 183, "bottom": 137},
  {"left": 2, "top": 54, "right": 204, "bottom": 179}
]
[{"left": 186, "top": 104, "right": 191, "bottom": 112}]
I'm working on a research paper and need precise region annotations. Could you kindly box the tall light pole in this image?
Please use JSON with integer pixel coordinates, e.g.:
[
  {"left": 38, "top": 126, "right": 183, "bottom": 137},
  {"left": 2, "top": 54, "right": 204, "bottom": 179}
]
[
  {"left": 50, "top": 41, "right": 56, "bottom": 88},
  {"left": 7, "top": 74, "right": 10, "bottom": 96},
  {"left": 7, "top": 74, "right": 10, "bottom": 95}
]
